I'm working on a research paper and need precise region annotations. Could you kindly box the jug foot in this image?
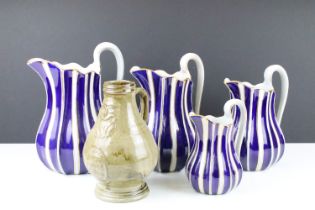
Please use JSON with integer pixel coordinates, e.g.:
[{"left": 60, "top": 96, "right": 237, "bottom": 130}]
[{"left": 95, "top": 181, "right": 149, "bottom": 203}]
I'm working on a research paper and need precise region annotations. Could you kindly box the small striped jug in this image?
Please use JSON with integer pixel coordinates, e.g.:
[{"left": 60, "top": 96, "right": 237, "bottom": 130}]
[
  {"left": 186, "top": 99, "right": 247, "bottom": 195},
  {"left": 130, "top": 53, "right": 204, "bottom": 173},
  {"left": 27, "top": 42, "right": 124, "bottom": 174},
  {"left": 224, "top": 65, "right": 289, "bottom": 171}
]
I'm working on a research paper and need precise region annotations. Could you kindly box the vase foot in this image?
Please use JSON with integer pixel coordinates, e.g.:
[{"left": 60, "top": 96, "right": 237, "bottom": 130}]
[{"left": 95, "top": 180, "right": 149, "bottom": 203}]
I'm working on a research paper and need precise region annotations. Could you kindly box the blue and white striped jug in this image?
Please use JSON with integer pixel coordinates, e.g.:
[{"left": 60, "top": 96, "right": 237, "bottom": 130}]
[
  {"left": 224, "top": 65, "right": 289, "bottom": 171},
  {"left": 27, "top": 42, "right": 124, "bottom": 174},
  {"left": 186, "top": 99, "right": 247, "bottom": 195},
  {"left": 130, "top": 53, "right": 204, "bottom": 173}
]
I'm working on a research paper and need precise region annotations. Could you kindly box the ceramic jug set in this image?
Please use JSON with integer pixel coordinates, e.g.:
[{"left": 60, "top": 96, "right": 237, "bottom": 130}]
[{"left": 28, "top": 42, "right": 289, "bottom": 202}]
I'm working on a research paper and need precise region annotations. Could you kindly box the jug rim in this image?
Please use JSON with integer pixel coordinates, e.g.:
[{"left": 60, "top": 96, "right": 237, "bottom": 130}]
[
  {"left": 27, "top": 58, "right": 101, "bottom": 75},
  {"left": 130, "top": 66, "right": 192, "bottom": 81},
  {"left": 224, "top": 78, "right": 274, "bottom": 92},
  {"left": 189, "top": 112, "right": 234, "bottom": 126}
]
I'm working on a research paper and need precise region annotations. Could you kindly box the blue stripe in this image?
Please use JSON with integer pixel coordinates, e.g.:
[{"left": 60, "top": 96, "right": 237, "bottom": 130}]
[
  {"left": 77, "top": 73, "right": 89, "bottom": 174},
  {"left": 174, "top": 80, "right": 189, "bottom": 171},
  {"left": 151, "top": 71, "right": 163, "bottom": 141},
  {"left": 29, "top": 61, "right": 52, "bottom": 170},
  {"left": 159, "top": 77, "right": 172, "bottom": 172},
  {"left": 47, "top": 63, "right": 62, "bottom": 172},
  {"left": 211, "top": 124, "right": 220, "bottom": 194},
  {"left": 59, "top": 70, "right": 74, "bottom": 174},
  {"left": 270, "top": 93, "right": 286, "bottom": 162},
  {"left": 86, "top": 74, "right": 95, "bottom": 126},
  {"left": 190, "top": 116, "right": 203, "bottom": 192},
  {"left": 261, "top": 92, "right": 272, "bottom": 170},
  {"left": 202, "top": 123, "right": 212, "bottom": 194},
  {"left": 185, "top": 81, "right": 195, "bottom": 151},
  {"left": 249, "top": 89, "right": 259, "bottom": 170}
]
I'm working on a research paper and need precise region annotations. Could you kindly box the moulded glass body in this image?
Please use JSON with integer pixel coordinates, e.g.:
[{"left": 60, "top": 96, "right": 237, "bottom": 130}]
[{"left": 83, "top": 80, "right": 158, "bottom": 202}]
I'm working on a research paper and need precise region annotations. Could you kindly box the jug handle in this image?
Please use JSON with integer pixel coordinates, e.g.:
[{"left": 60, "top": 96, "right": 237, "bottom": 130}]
[
  {"left": 224, "top": 99, "right": 247, "bottom": 158},
  {"left": 135, "top": 87, "right": 149, "bottom": 122},
  {"left": 92, "top": 42, "right": 124, "bottom": 79},
  {"left": 180, "top": 53, "right": 204, "bottom": 114},
  {"left": 263, "top": 65, "right": 289, "bottom": 125}
]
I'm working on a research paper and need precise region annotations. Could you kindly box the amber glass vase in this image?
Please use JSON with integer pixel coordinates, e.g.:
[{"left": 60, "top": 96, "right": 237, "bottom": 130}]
[{"left": 83, "top": 80, "right": 158, "bottom": 202}]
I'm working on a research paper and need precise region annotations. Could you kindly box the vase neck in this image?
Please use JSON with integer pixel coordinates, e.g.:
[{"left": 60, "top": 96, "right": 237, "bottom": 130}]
[{"left": 103, "top": 80, "right": 135, "bottom": 95}]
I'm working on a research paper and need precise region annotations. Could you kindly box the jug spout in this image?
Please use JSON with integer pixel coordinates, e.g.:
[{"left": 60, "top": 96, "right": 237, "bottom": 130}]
[
  {"left": 130, "top": 67, "right": 150, "bottom": 90},
  {"left": 224, "top": 77, "right": 257, "bottom": 99},
  {"left": 27, "top": 58, "right": 68, "bottom": 105},
  {"left": 28, "top": 58, "right": 50, "bottom": 83},
  {"left": 27, "top": 58, "right": 60, "bottom": 111},
  {"left": 224, "top": 78, "right": 241, "bottom": 99}
]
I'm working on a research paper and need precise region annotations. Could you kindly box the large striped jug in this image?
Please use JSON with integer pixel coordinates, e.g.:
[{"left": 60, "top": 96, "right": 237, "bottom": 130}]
[
  {"left": 130, "top": 53, "right": 204, "bottom": 173},
  {"left": 27, "top": 42, "right": 124, "bottom": 174},
  {"left": 186, "top": 99, "right": 247, "bottom": 195},
  {"left": 224, "top": 65, "right": 289, "bottom": 171}
]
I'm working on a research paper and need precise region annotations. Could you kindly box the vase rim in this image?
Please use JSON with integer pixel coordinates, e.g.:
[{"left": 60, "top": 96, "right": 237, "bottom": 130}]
[{"left": 103, "top": 80, "right": 136, "bottom": 94}]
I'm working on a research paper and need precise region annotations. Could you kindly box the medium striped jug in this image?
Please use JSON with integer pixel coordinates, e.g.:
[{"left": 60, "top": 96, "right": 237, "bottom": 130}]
[
  {"left": 130, "top": 53, "right": 204, "bottom": 173},
  {"left": 27, "top": 42, "right": 124, "bottom": 174},
  {"left": 224, "top": 65, "right": 289, "bottom": 171},
  {"left": 186, "top": 99, "right": 247, "bottom": 195}
]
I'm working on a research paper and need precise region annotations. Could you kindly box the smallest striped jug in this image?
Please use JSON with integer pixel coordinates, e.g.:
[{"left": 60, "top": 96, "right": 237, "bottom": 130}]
[{"left": 186, "top": 99, "right": 247, "bottom": 195}]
